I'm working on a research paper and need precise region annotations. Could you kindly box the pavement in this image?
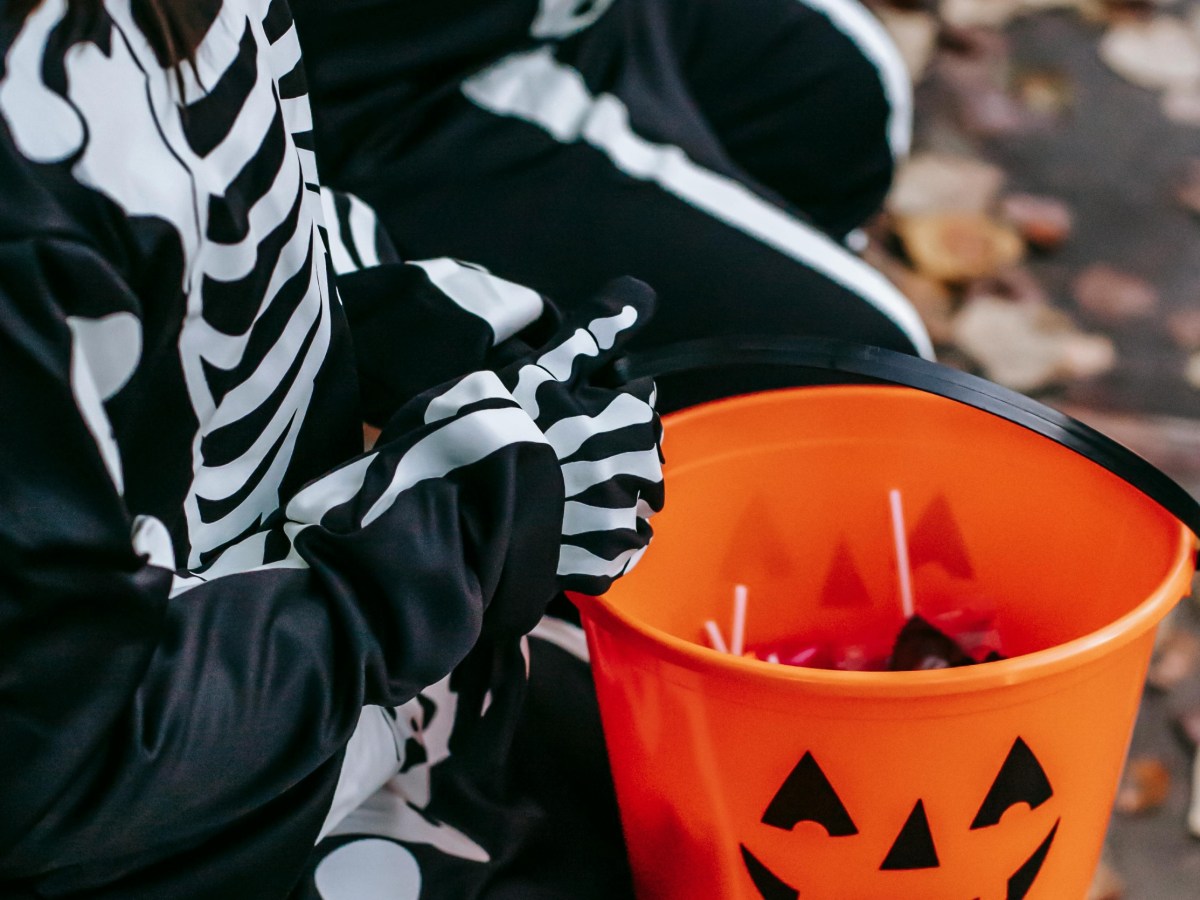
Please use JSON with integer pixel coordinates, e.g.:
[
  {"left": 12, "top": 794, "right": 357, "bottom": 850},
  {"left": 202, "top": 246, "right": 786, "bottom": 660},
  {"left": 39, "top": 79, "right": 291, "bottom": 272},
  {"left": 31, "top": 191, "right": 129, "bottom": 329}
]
[{"left": 910, "top": 9, "right": 1200, "bottom": 896}]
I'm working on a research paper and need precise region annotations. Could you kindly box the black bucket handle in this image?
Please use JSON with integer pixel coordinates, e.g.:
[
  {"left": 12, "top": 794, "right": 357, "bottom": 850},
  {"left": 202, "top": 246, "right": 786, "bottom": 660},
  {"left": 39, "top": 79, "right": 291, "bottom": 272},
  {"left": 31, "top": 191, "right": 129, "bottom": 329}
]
[{"left": 612, "top": 335, "right": 1200, "bottom": 547}]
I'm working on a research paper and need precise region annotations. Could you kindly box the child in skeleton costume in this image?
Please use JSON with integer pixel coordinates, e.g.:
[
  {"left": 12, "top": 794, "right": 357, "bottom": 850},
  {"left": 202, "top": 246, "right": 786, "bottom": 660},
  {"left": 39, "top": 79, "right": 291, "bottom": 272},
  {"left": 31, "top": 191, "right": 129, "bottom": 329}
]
[
  {"left": 0, "top": 2, "right": 663, "bottom": 899},
  {"left": 289, "top": 0, "right": 935, "bottom": 415}
]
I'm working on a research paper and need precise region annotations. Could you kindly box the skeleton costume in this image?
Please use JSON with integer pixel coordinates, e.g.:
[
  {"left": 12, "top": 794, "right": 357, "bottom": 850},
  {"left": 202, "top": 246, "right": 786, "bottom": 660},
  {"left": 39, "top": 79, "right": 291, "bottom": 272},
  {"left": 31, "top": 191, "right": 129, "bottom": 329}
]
[
  {"left": 282, "top": 3, "right": 932, "bottom": 896},
  {"left": 290, "top": 0, "right": 934, "bottom": 415},
  {"left": 0, "top": 2, "right": 662, "bottom": 898}
]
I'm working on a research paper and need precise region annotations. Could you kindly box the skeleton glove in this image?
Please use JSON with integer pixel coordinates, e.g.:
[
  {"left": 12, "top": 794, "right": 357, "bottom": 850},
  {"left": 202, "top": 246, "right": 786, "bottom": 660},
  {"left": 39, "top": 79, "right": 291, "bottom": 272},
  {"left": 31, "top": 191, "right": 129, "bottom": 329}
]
[{"left": 498, "top": 277, "right": 665, "bottom": 596}]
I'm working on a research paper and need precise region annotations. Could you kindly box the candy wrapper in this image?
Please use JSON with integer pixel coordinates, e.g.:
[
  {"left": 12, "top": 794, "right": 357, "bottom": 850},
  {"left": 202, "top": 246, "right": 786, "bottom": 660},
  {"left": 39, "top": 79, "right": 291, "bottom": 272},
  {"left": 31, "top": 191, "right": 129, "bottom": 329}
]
[{"left": 743, "top": 606, "right": 1006, "bottom": 672}]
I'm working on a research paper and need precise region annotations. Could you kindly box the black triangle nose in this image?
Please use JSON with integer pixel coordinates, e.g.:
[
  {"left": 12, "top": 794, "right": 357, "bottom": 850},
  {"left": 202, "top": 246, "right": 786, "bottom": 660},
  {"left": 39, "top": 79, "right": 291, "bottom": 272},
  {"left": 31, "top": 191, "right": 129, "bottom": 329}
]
[{"left": 881, "top": 800, "right": 940, "bottom": 870}]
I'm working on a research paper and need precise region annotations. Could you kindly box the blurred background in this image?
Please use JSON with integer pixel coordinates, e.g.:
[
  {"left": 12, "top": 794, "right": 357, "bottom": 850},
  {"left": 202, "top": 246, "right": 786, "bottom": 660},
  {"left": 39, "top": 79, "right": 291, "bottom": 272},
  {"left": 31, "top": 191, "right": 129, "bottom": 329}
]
[{"left": 863, "top": 0, "right": 1200, "bottom": 893}]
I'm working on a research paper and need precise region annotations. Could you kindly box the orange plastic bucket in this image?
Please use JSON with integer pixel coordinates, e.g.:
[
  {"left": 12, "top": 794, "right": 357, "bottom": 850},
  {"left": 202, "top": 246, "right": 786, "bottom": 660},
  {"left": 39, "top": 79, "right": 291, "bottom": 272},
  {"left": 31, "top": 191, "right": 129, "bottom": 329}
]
[{"left": 575, "top": 339, "right": 1199, "bottom": 900}]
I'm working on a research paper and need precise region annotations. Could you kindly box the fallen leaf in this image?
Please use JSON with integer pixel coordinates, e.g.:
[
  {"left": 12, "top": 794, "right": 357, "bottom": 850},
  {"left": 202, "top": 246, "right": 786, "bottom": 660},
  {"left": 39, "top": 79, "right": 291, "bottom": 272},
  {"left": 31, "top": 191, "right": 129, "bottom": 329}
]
[
  {"left": 1186, "top": 350, "right": 1200, "bottom": 389},
  {"left": 1162, "top": 84, "right": 1200, "bottom": 123},
  {"left": 1088, "top": 858, "right": 1126, "bottom": 900},
  {"left": 1099, "top": 17, "right": 1200, "bottom": 92},
  {"left": 1147, "top": 628, "right": 1200, "bottom": 690},
  {"left": 896, "top": 212, "right": 1025, "bottom": 282},
  {"left": 935, "top": 29, "right": 1028, "bottom": 137},
  {"left": 1167, "top": 307, "right": 1200, "bottom": 349},
  {"left": 1072, "top": 263, "right": 1160, "bottom": 323},
  {"left": 1101, "top": 0, "right": 1171, "bottom": 22},
  {"left": 877, "top": 8, "right": 939, "bottom": 82},
  {"left": 959, "top": 86, "right": 1032, "bottom": 135},
  {"left": 1114, "top": 756, "right": 1172, "bottom": 814},
  {"left": 941, "top": 0, "right": 1024, "bottom": 28},
  {"left": 1014, "top": 67, "right": 1075, "bottom": 119},
  {"left": 1087, "top": 858, "right": 1126, "bottom": 900},
  {"left": 1001, "top": 193, "right": 1074, "bottom": 249},
  {"left": 887, "top": 153, "right": 1006, "bottom": 216},
  {"left": 938, "top": 22, "right": 1013, "bottom": 61},
  {"left": 952, "top": 296, "right": 1116, "bottom": 391},
  {"left": 1021, "top": 0, "right": 1092, "bottom": 11},
  {"left": 965, "top": 265, "right": 1052, "bottom": 306},
  {"left": 1190, "top": 748, "right": 1200, "bottom": 837}
]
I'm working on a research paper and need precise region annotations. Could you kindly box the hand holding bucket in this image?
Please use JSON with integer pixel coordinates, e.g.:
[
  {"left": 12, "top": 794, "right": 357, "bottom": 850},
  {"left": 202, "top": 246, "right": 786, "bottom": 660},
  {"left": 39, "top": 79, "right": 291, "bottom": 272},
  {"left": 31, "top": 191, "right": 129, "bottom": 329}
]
[{"left": 572, "top": 337, "right": 1200, "bottom": 900}]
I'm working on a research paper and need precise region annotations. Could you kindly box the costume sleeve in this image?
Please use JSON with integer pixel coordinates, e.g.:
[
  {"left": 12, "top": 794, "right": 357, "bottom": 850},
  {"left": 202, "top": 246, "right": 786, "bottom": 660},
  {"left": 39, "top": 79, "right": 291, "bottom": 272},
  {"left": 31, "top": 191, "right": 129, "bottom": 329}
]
[
  {"left": 320, "top": 186, "right": 555, "bottom": 424},
  {"left": 0, "top": 234, "right": 565, "bottom": 882}
]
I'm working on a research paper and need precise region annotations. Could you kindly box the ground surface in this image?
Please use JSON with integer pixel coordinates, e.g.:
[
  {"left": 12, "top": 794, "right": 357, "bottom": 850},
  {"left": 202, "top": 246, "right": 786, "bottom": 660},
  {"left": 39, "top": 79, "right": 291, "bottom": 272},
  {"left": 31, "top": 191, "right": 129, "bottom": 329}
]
[{"left": 902, "top": 7, "right": 1200, "bottom": 895}]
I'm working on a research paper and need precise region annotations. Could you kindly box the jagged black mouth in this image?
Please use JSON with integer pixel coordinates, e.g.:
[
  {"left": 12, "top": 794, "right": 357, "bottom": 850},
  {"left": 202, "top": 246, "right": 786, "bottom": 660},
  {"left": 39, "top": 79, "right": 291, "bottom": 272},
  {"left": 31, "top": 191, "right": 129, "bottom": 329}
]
[{"left": 739, "top": 818, "right": 1060, "bottom": 900}]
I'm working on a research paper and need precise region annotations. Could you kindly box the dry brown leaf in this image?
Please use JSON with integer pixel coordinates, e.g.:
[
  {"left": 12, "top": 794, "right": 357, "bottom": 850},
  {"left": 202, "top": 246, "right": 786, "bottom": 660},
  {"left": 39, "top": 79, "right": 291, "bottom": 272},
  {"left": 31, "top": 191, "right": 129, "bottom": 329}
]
[
  {"left": 1114, "top": 756, "right": 1172, "bottom": 814},
  {"left": 1190, "top": 747, "right": 1200, "bottom": 837},
  {"left": 1147, "top": 628, "right": 1200, "bottom": 690},
  {"left": 896, "top": 212, "right": 1025, "bottom": 282},
  {"left": 965, "top": 265, "right": 1052, "bottom": 306},
  {"left": 1099, "top": 17, "right": 1200, "bottom": 92},
  {"left": 935, "top": 29, "right": 1028, "bottom": 137},
  {"left": 1186, "top": 350, "right": 1200, "bottom": 389},
  {"left": 1021, "top": 0, "right": 1092, "bottom": 11},
  {"left": 1001, "top": 193, "right": 1074, "bottom": 250},
  {"left": 876, "top": 8, "right": 939, "bottom": 82},
  {"left": 938, "top": 22, "right": 1013, "bottom": 61},
  {"left": 1162, "top": 84, "right": 1200, "bottom": 123},
  {"left": 941, "top": 0, "right": 1024, "bottom": 28},
  {"left": 887, "top": 153, "right": 1006, "bottom": 216},
  {"left": 953, "top": 296, "right": 1116, "bottom": 391},
  {"left": 958, "top": 85, "right": 1031, "bottom": 135},
  {"left": 1015, "top": 68, "right": 1075, "bottom": 119},
  {"left": 1072, "top": 263, "right": 1160, "bottom": 323},
  {"left": 1167, "top": 307, "right": 1200, "bottom": 349},
  {"left": 1087, "top": 858, "right": 1126, "bottom": 900}
]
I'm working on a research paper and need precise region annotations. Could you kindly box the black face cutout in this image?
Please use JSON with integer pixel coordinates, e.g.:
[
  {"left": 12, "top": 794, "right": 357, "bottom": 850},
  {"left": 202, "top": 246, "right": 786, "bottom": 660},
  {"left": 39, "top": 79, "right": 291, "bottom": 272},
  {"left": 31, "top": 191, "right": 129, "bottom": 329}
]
[
  {"left": 741, "top": 740, "right": 1059, "bottom": 900},
  {"left": 761, "top": 751, "right": 858, "bottom": 836},
  {"left": 971, "top": 737, "right": 1054, "bottom": 829}
]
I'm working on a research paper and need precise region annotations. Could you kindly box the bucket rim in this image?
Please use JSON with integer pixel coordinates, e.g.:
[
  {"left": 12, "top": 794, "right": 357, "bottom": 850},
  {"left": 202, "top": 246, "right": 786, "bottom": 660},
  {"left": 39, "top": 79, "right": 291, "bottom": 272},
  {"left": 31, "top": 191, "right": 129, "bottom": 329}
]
[
  {"left": 571, "top": 523, "right": 1196, "bottom": 698},
  {"left": 615, "top": 336, "right": 1200, "bottom": 543}
]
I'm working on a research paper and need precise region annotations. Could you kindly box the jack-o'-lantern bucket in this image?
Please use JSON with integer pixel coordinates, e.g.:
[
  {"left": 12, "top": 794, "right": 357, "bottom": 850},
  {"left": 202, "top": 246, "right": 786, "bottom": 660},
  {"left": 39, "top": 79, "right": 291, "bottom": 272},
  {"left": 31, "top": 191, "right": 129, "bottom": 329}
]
[{"left": 572, "top": 338, "right": 1200, "bottom": 900}]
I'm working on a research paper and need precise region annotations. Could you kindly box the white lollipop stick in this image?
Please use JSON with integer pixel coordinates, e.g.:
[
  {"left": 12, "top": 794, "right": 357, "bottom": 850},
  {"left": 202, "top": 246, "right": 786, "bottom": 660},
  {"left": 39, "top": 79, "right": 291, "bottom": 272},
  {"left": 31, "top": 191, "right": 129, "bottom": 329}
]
[
  {"left": 704, "top": 619, "right": 730, "bottom": 654},
  {"left": 889, "top": 489, "right": 915, "bottom": 620},
  {"left": 731, "top": 584, "right": 748, "bottom": 657}
]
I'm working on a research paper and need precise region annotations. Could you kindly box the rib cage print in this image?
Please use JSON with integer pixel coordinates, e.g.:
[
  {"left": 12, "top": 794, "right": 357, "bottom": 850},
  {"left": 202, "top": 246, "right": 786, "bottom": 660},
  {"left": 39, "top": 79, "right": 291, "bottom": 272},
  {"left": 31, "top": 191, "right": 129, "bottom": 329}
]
[{"left": 0, "top": 0, "right": 331, "bottom": 569}]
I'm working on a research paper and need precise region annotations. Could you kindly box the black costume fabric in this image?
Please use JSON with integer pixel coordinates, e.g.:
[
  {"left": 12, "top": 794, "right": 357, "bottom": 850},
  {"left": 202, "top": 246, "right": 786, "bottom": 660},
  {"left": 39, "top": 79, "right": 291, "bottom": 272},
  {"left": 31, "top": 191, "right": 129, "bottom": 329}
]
[
  {"left": 291, "top": 0, "right": 934, "bottom": 413},
  {"left": 285, "top": 2, "right": 929, "bottom": 897},
  {"left": 0, "top": 1, "right": 662, "bottom": 897}
]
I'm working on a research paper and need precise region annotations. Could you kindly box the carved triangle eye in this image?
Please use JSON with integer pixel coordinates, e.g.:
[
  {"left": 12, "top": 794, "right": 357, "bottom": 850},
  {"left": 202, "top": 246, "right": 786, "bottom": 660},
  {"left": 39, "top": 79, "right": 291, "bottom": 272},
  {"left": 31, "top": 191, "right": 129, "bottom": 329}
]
[
  {"left": 971, "top": 737, "right": 1053, "bottom": 830},
  {"left": 762, "top": 752, "right": 858, "bottom": 836}
]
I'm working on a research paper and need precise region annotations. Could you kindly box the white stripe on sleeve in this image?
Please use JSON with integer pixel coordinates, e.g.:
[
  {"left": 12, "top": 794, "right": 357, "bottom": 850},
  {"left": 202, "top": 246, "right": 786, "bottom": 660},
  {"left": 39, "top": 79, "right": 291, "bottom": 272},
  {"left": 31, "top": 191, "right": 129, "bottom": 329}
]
[
  {"left": 462, "top": 49, "right": 932, "bottom": 359},
  {"left": 795, "top": 0, "right": 913, "bottom": 159}
]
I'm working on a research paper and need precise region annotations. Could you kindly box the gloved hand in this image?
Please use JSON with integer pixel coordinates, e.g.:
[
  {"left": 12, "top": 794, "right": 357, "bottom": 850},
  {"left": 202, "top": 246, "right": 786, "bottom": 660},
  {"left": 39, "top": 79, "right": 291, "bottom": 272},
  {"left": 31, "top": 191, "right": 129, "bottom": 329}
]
[{"left": 496, "top": 276, "right": 664, "bottom": 596}]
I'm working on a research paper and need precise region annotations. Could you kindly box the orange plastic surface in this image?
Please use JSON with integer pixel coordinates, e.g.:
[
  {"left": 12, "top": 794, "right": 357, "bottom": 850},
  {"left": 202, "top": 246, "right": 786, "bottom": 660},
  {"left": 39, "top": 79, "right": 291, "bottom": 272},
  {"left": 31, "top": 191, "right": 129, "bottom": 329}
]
[{"left": 574, "top": 385, "right": 1197, "bottom": 900}]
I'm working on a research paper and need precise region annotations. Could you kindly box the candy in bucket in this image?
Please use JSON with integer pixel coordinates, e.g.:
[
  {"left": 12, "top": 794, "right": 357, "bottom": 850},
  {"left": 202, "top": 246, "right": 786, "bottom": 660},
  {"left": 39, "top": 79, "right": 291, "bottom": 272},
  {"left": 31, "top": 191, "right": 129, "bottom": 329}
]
[{"left": 702, "top": 489, "right": 1007, "bottom": 671}]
